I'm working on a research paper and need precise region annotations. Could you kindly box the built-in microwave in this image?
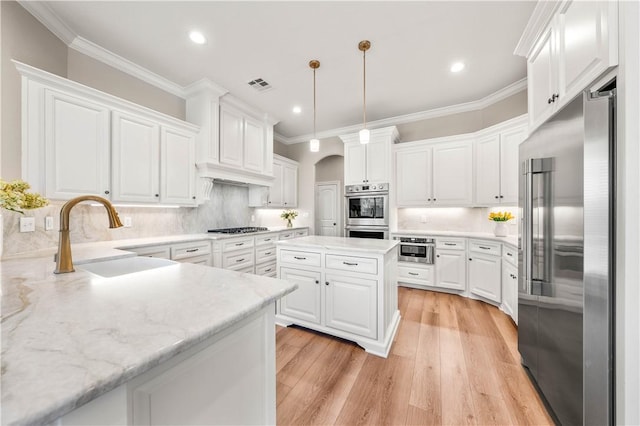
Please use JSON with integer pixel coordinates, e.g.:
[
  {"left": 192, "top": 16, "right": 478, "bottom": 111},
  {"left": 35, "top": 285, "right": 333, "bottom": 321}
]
[
  {"left": 393, "top": 236, "right": 435, "bottom": 264},
  {"left": 345, "top": 183, "right": 389, "bottom": 227}
]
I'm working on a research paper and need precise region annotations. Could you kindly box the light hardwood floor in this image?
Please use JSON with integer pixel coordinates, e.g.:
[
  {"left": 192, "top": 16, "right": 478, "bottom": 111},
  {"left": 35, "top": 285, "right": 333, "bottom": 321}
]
[{"left": 276, "top": 287, "right": 554, "bottom": 425}]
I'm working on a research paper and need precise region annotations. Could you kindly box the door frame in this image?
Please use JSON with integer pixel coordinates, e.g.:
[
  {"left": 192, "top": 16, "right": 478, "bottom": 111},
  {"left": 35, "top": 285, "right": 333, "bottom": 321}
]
[{"left": 315, "top": 180, "right": 343, "bottom": 237}]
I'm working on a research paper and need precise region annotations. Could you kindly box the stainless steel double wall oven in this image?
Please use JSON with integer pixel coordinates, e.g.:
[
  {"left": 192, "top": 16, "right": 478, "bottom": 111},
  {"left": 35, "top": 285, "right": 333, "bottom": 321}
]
[{"left": 345, "top": 183, "right": 389, "bottom": 239}]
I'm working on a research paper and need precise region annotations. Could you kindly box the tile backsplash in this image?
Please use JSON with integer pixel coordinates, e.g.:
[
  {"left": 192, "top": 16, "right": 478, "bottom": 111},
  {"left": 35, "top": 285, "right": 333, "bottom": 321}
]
[
  {"left": 397, "top": 206, "right": 520, "bottom": 235},
  {"left": 1, "top": 184, "right": 252, "bottom": 257}
]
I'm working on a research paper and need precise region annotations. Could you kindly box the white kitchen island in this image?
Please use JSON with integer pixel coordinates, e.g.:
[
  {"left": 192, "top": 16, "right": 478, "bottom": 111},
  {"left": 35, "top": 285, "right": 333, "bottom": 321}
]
[
  {"left": 0, "top": 246, "right": 296, "bottom": 426},
  {"left": 275, "top": 236, "right": 400, "bottom": 357}
]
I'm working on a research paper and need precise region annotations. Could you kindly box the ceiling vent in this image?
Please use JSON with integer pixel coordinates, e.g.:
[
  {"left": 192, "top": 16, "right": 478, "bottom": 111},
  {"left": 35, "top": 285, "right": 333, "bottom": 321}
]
[{"left": 247, "top": 78, "right": 272, "bottom": 92}]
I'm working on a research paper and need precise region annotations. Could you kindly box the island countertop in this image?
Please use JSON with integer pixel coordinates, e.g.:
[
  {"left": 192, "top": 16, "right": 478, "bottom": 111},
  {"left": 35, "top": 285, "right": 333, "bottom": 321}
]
[
  {"left": 1, "top": 253, "right": 297, "bottom": 425},
  {"left": 276, "top": 235, "right": 399, "bottom": 254}
]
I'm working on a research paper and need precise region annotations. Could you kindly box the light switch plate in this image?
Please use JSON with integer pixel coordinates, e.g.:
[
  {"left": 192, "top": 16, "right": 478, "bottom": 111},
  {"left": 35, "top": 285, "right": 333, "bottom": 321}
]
[
  {"left": 123, "top": 217, "right": 132, "bottom": 228},
  {"left": 20, "top": 217, "right": 36, "bottom": 233},
  {"left": 420, "top": 215, "right": 428, "bottom": 223},
  {"left": 45, "top": 216, "right": 54, "bottom": 231}
]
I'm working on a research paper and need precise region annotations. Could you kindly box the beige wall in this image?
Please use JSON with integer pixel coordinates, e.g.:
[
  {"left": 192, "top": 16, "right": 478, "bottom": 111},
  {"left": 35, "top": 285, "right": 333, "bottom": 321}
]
[
  {"left": 67, "top": 50, "right": 185, "bottom": 120},
  {"left": 397, "top": 90, "right": 527, "bottom": 142},
  {"left": 315, "top": 155, "right": 344, "bottom": 184},
  {"left": 273, "top": 140, "right": 291, "bottom": 157},
  {"left": 1, "top": 0, "right": 68, "bottom": 179}
]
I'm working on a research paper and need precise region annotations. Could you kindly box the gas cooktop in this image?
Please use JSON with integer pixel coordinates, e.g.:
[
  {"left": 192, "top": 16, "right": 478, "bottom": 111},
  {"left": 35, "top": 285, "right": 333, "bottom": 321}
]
[{"left": 207, "top": 227, "right": 269, "bottom": 234}]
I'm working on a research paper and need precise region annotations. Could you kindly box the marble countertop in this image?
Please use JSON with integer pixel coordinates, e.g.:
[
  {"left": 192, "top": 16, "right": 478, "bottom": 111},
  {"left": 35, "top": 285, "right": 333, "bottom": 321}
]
[
  {"left": 1, "top": 248, "right": 297, "bottom": 425},
  {"left": 277, "top": 235, "right": 399, "bottom": 254},
  {"left": 392, "top": 229, "right": 518, "bottom": 247}
]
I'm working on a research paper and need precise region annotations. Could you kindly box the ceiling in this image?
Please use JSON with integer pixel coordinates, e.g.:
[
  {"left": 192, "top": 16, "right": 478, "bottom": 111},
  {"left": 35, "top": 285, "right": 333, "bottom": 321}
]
[{"left": 34, "top": 1, "right": 535, "bottom": 142}]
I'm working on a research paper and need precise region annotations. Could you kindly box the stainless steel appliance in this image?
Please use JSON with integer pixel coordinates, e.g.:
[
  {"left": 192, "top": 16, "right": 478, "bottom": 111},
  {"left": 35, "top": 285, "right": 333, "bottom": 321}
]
[
  {"left": 208, "top": 227, "right": 269, "bottom": 234},
  {"left": 393, "top": 236, "right": 435, "bottom": 264},
  {"left": 345, "top": 226, "right": 388, "bottom": 240},
  {"left": 518, "top": 82, "right": 615, "bottom": 425},
  {"left": 345, "top": 183, "right": 389, "bottom": 227}
]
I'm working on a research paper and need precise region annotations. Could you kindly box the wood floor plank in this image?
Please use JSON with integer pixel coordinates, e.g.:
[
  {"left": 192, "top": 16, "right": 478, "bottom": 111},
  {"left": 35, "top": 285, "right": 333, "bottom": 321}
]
[
  {"left": 276, "top": 381, "right": 292, "bottom": 406},
  {"left": 276, "top": 342, "right": 303, "bottom": 373},
  {"left": 406, "top": 404, "right": 440, "bottom": 426},
  {"left": 439, "top": 327, "right": 477, "bottom": 425},
  {"left": 392, "top": 317, "right": 420, "bottom": 359},
  {"left": 411, "top": 315, "right": 441, "bottom": 422},
  {"left": 404, "top": 288, "right": 426, "bottom": 323},
  {"left": 277, "top": 329, "right": 332, "bottom": 389},
  {"left": 422, "top": 290, "right": 441, "bottom": 315}
]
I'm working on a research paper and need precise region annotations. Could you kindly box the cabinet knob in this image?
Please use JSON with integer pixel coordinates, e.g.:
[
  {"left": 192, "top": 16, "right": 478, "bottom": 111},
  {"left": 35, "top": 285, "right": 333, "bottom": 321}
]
[
  {"left": 548, "top": 97, "right": 553, "bottom": 104},
  {"left": 469, "top": 258, "right": 472, "bottom": 261},
  {"left": 499, "top": 195, "right": 504, "bottom": 199},
  {"left": 155, "top": 194, "right": 159, "bottom": 197},
  {"left": 192, "top": 196, "right": 196, "bottom": 200},
  {"left": 427, "top": 198, "right": 431, "bottom": 202},
  {"left": 325, "top": 281, "right": 329, "bottom": 286},
  {"left": 433, "top": 198, "right": 436, "bottom": 201},
  {"left": 104, "top": 190, "right": 110, "bottom": 195},
  {"left": 315, "top": 280, "right": 319, "bottom": 284},
  {"left": 495, "top": 195, "right": 499, "bottom": 199},
  {"left": 436, "top": 254, "right": 440, "bottom": 258}
]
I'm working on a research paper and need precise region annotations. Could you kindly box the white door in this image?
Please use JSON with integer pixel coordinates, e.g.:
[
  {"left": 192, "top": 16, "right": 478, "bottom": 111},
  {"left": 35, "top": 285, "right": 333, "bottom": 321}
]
[
  {"left": 243, "top": 116, "right": 265, "bottom": 173},
  {"left": 502, "top": 261, "right": 518, "bottom": 323},
  {"left": 468, "top": 253, "right": 502, "bottom": 303},
  {"left": 279, "top": 268, "right": 322, "bottom": 325},
  {"left": 396, "top": 147, "right": 432, "bottom": 206},
  {"left": 282, "top": 164, "right": 298, "bottom": 207},
  {"left": 316, "top": 182, "right": 340, "bottom": 237},
  {"left": 475, "top": 133, "right": 501, "bottom": 205},
  {"left": 111, "top": 110, "right": 160, "bottom": 203},
  {"left": 325, "top": 273, "right": 377, "bottom": 339},
  {"left": 344, "top": 143, "right": 367, "bottom": 184},
  {"left": 160, "top": 126, "right": 196, "bottom": 205},
  {"left": 365, "top": 139, "right": 389, "bottom": 184},
  {"left": 44, "top": 89, "right": 110, "bottom": 200},
  {"left": 219, "top": 105, "right": 244, "bottom": 168},
  {"left": 435, "top": 249, "right": 466, "bottom": 291},
  {"left": 432, "top": 140, "right": 473, "bottom": 206}
]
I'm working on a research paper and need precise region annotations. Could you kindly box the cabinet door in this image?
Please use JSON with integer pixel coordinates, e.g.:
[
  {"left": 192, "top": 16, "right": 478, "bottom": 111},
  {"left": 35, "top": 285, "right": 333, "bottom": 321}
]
[
  {"left": 396, "top": 147, "right": 432, "bottom": 207},
  {"left": 435, "top": 249, "right": 466, "bottom": 291},
  {"left": 344, "top": 143, "right": 367, "bottom": 184},
  {"left": 468, "top": 253, "right": 502, "bottom": 303},
  {"left": 219, "top": 105, "right": 244, "bottom": 168},
  {"left": 111, "top": 111, "right": 160, "bottom": 203},
  {"left": 161, "top": 127, "right": 196, "bottom": 205},
  {"left": 243, "top": 116, "right": 265, "bottom": 173},
  {"left": 475, "top": 134, "right": 501, "bottom": 205},
  {"left": 268, "top": 162, "right": 284, "bottom": 207},
  {"left": 44, "top": 90, "right": 110, "bottom": 200},
  {"left": 499, "top": 125, "right": 527, "bottom": 204},
  {"left": 432, "top": 140, "right": 473, "bottom": 205},
  {"left": 279, "top": 268, "right": 321, "bottom": 325},
  {"left": 528, "top": 25, "right": 557, "bottom": 130},
  {"left": 502, "top": 262, "right": 518, "bottom": 323},
  {"left": 282, "top": 164, "right": 298, "bottom": 207},
  {"left": 325, "top": 273, "right": 377, "bottom": 339},
  {"left": 365, "top": 139, "right": 389, "bottom": 183}
]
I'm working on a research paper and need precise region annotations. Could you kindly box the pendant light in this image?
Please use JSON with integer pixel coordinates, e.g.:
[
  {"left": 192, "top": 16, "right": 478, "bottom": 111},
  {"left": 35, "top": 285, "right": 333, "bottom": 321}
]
[
  {"left": 309, "top": 59, "right": 320, "bottom": 152},
  {"left": 358, "top": 40, "right": 371, "bottom": 144}
]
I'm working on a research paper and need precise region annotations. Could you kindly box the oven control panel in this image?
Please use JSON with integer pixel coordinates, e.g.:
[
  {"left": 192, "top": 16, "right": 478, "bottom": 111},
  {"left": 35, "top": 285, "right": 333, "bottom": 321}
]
[{"left": 345, "top": 183, "right": 388, "bottom": 193}]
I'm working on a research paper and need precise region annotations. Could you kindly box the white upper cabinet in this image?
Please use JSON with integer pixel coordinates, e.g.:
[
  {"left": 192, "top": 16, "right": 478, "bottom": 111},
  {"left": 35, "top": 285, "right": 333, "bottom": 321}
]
[
  {"left": 475, "top": 117, "right": 528, "bottom": 205},
  {"left": 219, "top": 104, "right": 244, "bottom": 168},
  {"left": 340, "top": 126, "right": 399, "bottom": 185},
  {"left": 248, "top": 155, "right": 298, "bottom": 208},
  {"left": 243, "top": 116, "right": 266, "bottom": 173},
  {"left": 516, "top": 1, "right": 617, "bottom": 131},
  {"left": 395, "top": 136, "right": 474, "bottom": 207},
  {"left": 43, "top": 89, "right": 110, "bottom": 200},
  {"left": 17, "top": 61, "right": 199, "bottom": 205},
  {"left": 112, "top": 110, "right": 161, "bottom": 203},
  {"left": 282, "top": 163, "right": 298, "bottom": 208}
]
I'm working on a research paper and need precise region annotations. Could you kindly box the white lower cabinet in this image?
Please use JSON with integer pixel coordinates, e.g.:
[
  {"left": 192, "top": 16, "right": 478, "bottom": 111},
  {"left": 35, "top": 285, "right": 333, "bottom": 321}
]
[
  {"left": 468, "top": 253, "right": 502, "bottom": 303},
  {"left": 435, "top": 249, "right": 466, "bottom": 291},
  {"left": 276, "top": 245, "right": 399, "bottom": 357},
  {"left": 126, "top": 241, "right": 211, "bottom": 266},
  {"left": 501, "top": 244, "right": 518, "bottom": 324},
  {"left": 397, "top": 263, "right": 435, "bottom": 289}
]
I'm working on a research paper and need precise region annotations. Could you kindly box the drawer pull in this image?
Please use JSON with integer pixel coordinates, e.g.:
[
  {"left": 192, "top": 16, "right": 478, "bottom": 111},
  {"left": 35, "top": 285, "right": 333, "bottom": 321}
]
[
  {"left": 444, "top": 242, "right": 457, "bottom": 246},
  {"left": 343, "top": 261, "right": 358, "bottom": 266},
  {"left": 294, "top": 256, "right": 306, "bottom": 260},
  {"left": 264, "top": 251, "right": 272, "bottom": 255},
  {"left": 264, "top": 268, "right": 272, "bottom": 272},
  {"left": 264, "top": 238, "right": 272, "bottom": 242},
  {"left": 507, "top": 252, "right": 513, "bottom": 257},
  {"left": 186, "top": 248, "right": 199, "bottom": 253},
  {"left": 236, "top": 258, "right": 245, "bottom": 262},
  {"left": 479, "top": 246, "right": 491, "bottom": 250},
  {"left": 283, "top": 234, "right": 292, "bottom": 238},
  {"left": 235, "top": 243, "right": 245, "bottom": 246},
  {"left": 408, "top": 272, "right": 419, "bottom": 276}
]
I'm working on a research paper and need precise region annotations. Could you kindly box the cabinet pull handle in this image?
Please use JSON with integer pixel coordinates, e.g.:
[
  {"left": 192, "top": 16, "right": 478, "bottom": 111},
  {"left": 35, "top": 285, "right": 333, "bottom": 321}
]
[
  {"left": 264, "top": 238, "right": 272, "bottom": 242},
  {"left": 479, "top": 246, "right": 491, "bottom": 250},
  {"left": 444, "top": 243, "right": 456, "bottom": 246},
  {"left": 408, "top": 272, "right": 419, "bottom": 276},
  {"left": 186, "top": 248, "right": 199, "bottom": 253},
  {"left": 235, "top": 243, "right": 244, "bottom": 246},
  {"left": 264, "top": 251, "right": 272, "bottom": 255},
  {"left": 265, "top": 268, "right": 272, "bottom": 272},
  {"left": 236, "top": 258, "right": 245, "bottom": 262},
  {"left": 294, "top": 256, "right": 306, "bottom": 260},
  {"left": 343, "top": 262, "right": 358, "bottom": 266},
  {"left": 507, "top": 252, "right": 513, "bottom": 257}
]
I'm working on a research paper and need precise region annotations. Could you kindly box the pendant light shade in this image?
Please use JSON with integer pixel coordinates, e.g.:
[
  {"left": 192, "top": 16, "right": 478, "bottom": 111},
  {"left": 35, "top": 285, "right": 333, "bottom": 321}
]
[
  {"left": 359, "top": 40, "right": 371, "bottom": 144},
  {"left": 309, "top": 59, "right": 320, "bottom": 152}
]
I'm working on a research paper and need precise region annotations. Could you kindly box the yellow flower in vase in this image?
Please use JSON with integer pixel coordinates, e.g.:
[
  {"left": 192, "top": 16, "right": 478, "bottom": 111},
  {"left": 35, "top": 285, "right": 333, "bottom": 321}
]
[
  {"left": 488, "top": 211, "right": 514, "bottom": 237},
  {"left": 280, "top": 209, "right": 298, "bottom": 228}
]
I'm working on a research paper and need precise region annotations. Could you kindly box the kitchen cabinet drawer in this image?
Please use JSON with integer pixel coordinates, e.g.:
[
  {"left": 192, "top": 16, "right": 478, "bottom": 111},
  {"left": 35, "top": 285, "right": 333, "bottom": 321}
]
[
  {"left": 174, "top": 254, "right": 211, "bottom": 266},
  {"left": 279, "top": 250, "right": 321, "bottom": 267},
  {"left": 237, "top": 265, "right": 255, "bottom": 274},
  {"left": 503, "top": 244, "right": 517, "bottom": 266},
  {"left": 222, "top": 237, "right": 254, "bottom": 252},
  {"left": 294, "top": 229, "right": 308, "bottom": 238},
  {"left": 256, "top": 261, "right": 277, "bottom": 276},
  {"left": 279, "top": 231, "right": 295, "bottom": 240},
  {"left": 256, "top": 246, "right": 277, "bottom": 264},
  {"left": 255, "top": 233, "right": 278, "bottom": 246},
  {"left": 128, "top": 245, "right": 171, "bottom": 259},
  {"left": 398, "top": 264, "right": 434, "bottom": 283},
  {"left": 469, "top": 240, "right": 501, "bottom": 257},
  {"left": 325, "top": 255, "right": 377, "bottom": 275},
  {"left": 222, "top": 248, "right": 254, "bottom": 270},
  {"left": 171, "top": 241, "right": 211, "bottom": 261},
  {"left": 436, "top": 238, "right": 466, "bottom": 250}
]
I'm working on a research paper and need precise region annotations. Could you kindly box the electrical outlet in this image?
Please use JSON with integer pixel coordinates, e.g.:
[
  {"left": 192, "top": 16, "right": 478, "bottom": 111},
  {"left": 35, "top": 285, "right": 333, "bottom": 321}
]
[
  {"left": 250, "top": 215, "right": 255, "bottom": 222},
  {"left": 19, "top": 217, "right": 36, "bottom": 233},
  {"left": 302, "top": 212, "right": 309, "bottom": 218},
  {"left": 45, "top": 216, "right": 54, "bottom": 231},
  {"left": 123, "top": 217, "right": 132, "bottom": 228},
  {"left": 420, "top": 215, "right": 428, "bottom": 223}
]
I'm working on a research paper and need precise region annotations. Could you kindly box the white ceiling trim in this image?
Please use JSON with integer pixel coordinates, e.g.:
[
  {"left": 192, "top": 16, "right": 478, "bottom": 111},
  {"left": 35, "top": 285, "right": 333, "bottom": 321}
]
[
  {"left": 513, "top": 0, "right": 561, "bottom": 57},
  {"left": 275, "top": 78, "right": 527, "bottom": 145},
  {"left": 17, "top": 0, "right": 76, "bottom": 45}
]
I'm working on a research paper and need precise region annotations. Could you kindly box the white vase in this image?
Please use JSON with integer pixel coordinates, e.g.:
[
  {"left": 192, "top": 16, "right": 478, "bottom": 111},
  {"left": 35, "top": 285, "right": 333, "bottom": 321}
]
[
  {"left": 493, "top": 222, "right": 508, "bottom": 237},
  {"left": 0, "top": 213, "right": 3, "bottom": 259}
]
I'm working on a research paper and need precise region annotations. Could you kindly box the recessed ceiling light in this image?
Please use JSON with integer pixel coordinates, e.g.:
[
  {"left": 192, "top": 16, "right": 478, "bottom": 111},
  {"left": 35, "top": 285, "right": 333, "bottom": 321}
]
[
  {"left": 450, "top": 62, "right": 465, "bottom": 73},
  {"left": 292, "top": 106, "right": 302, "bottom": 114},
  {"left": 189, "top": 31, "right": 206, "bottom": 45}
]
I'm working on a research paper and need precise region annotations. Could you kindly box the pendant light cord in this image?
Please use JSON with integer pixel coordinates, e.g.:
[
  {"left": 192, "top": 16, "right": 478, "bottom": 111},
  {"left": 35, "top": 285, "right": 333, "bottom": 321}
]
[
  {"left": 362, "top": 48, "right": 366, "bottom": 128},
  {"left": 313, "top": 67, "right": 317, "bottom": 138}
]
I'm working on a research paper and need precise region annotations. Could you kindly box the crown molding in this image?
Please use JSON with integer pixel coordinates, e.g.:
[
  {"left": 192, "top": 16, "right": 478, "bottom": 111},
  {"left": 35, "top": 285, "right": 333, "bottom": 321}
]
[
  {"left": 276, "top": 77, "right": 527, "bottom": 145},
  {"left": 221, "top": 93, "right": 280, "bottom": 125},
  {"left": 17, "top": 1, "right": 76, "bottom": 45},
  {"left": 514, "top": 0, "right": 562, "bottom": 57}
]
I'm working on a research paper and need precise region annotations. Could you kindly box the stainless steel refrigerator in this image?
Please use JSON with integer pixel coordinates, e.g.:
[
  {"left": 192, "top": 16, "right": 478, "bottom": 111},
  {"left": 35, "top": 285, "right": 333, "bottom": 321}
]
[{"left": 518, "top": 81, "right": 615, "bottom": 425}]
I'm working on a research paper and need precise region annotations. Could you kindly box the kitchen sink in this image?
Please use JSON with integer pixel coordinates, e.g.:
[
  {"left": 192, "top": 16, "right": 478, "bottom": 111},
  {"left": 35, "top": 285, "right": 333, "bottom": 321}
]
[{"left": 78, "top": 256, "right": 177, "bottom": 278}]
